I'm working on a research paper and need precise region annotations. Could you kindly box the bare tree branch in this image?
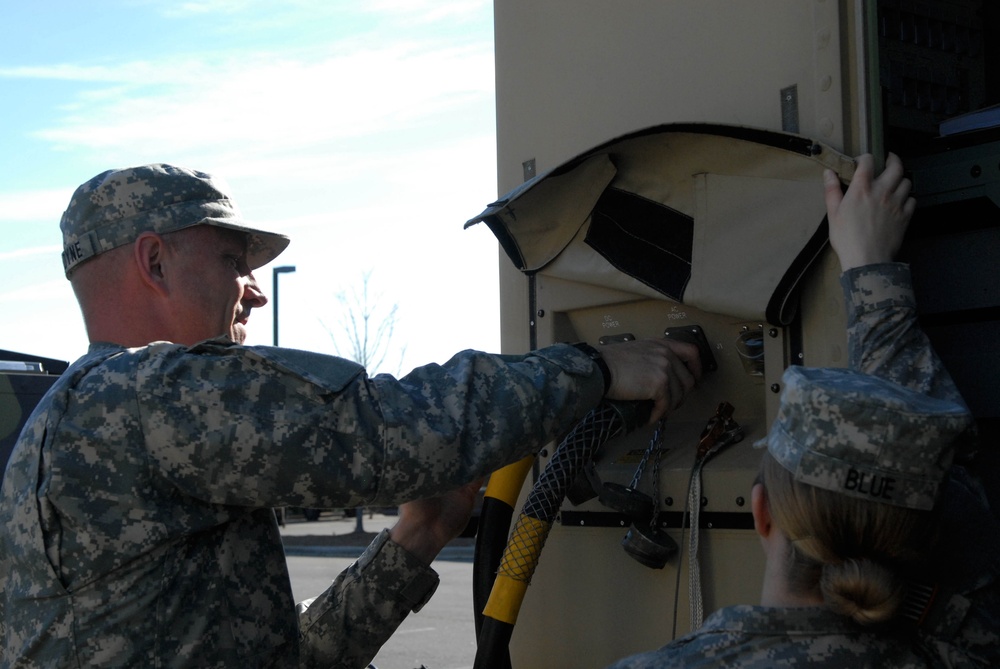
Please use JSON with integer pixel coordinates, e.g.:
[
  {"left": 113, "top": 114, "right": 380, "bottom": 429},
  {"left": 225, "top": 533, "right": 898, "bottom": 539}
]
[
  {"left": 321, "top": 270, "right": 406, "bottom": 377},
  {"left": 317, "top": 270, "right": 408, "bottom": 529}
]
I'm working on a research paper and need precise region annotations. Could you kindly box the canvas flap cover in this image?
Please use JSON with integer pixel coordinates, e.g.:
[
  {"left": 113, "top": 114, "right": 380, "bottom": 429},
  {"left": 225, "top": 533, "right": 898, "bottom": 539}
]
[{"left": 466, "top": 123, "right": 856, "bottom": 325}]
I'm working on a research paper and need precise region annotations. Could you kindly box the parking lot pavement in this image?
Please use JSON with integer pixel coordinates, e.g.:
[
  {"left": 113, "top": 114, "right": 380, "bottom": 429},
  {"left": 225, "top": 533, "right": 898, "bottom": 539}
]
[
  {"left": 278, "top": 508, "right": 392, "bottom": 535},
  {"left": 287, "top": 555, "right": 476, "bottom": 668},
  {"left": 278, "top": 509, "right": 475, "bottom": 561},
  {"left": 283, "top": 511, "right": 478, "bottom": 667}
]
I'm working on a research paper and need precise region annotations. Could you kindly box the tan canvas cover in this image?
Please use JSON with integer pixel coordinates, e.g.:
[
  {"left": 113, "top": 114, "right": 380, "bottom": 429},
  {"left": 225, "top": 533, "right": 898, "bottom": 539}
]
[{"left": 466, "top": 124, "right": 856, "bottom": 325}]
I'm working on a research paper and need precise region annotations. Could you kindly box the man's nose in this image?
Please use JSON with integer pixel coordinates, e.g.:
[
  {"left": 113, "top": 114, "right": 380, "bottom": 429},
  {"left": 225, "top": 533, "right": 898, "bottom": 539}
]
[{"left": 244, "top": 274, "right": 268, "bottom": 308}]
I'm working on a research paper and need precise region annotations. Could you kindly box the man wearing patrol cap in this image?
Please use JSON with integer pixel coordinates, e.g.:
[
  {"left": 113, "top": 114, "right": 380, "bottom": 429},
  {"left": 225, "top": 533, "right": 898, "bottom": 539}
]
[
  {"left": 608, "top": 153, "right": 998, "bottom": 668},
  {"left": 59, "top": 163, "right": 290, "bottom": 277},
  {"left": 0, "top": 163, "right": 703, "bottom": 667}
]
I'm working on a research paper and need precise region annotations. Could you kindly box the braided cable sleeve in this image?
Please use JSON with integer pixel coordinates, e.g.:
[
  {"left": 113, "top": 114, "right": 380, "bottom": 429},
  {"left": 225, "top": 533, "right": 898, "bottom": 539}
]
[
  {"left": 523, "top": 403, "right": 628, "bottom": 523},
  {"left": 475, "top": 402, "right": 643, "bottom": 669},
  {"left": 485, "top": 404, "right": 627, "bottom": 615}
]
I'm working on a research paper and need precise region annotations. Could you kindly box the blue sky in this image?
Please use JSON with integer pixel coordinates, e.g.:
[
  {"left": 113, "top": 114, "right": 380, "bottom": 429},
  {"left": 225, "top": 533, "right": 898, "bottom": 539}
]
[{"left": 0, "top": 0, "right": 501, "bottom": 373}]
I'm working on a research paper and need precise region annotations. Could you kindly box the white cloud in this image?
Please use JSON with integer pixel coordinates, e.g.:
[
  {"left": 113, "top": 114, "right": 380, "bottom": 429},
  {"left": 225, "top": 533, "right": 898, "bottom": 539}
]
[
  {"left": 26, "top": 42, "right": 493, "bottom": 169},
  {"left": 140, "top": 0, "right": 491, "bottom": 23},
  {"left": 0, "top": 279, "right": 68, "bottom": 305},
  {"left": 0, "top": 61, "right": 182, "bottom": 84},
  {"left": 0, "top": 190, "right": 73, "bottom": 222},
  {"left": 0, "top": 246, "right": 63, "bottom": 261},
  {"left": 361, "top": 0, "right": 490, "bottom": 24},
  {"left": 159, "top": 0, "right": 256, "bottom": 17}
]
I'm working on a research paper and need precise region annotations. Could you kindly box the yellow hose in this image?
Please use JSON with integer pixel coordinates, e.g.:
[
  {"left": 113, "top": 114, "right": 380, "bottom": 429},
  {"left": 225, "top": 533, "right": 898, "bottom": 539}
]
[{"left": 484, "top": 456, "right": 534, "bottom": 507}]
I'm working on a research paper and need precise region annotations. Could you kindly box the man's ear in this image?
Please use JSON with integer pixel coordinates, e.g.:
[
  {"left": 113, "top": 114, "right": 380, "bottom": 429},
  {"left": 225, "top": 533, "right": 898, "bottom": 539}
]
[
  {"left": 751, "top": 482, "right": 772, "bottom": 540},
  {"left": 134, "top": 232, "right": 170, "bottom": 297}
]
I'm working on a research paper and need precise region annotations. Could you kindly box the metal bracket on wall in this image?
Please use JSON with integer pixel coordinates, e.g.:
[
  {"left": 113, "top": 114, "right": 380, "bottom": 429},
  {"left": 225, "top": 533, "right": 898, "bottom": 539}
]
[
  {"left": 559, "top": 510, "right": 755, "bottom": 531},
  {"left": 781, "top": 84, "right": 799, "bottom": 133},
  {"left": 522, "top": 158, "right": 536, "bottom": 182}
]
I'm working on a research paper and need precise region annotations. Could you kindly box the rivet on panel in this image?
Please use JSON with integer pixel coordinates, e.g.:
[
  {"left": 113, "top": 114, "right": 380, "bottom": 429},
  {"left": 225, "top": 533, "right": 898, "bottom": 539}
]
[{"left": 816, "top": 27, "right": 831, "bottom": 49}]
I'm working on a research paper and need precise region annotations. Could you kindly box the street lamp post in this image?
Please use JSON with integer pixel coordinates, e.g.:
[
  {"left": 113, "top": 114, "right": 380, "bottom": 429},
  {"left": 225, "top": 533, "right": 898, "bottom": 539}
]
[
  {"left": 272, "top": 265, "right": 296, "bottom": 347},
  {"left": 270, "top": 265, "right": 296, "bottom": 526}
]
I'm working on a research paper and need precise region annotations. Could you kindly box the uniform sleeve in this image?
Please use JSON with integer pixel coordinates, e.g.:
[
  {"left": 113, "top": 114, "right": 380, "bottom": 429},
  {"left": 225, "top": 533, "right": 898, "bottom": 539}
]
[
  {"left": 134, "top": 340, "right": 604, "bottom": 509},
  {"left": 845, "top": 263, "right": 1000, "bottom": 667},
  {"left": 841, "top": 262, "right": 965, "bottom": 404},
  {"left": 295, "top": 530, "right": 437, "bottom": 669},
  {"left": 131, "top": 341, "right": 602, "bottom": 664}
]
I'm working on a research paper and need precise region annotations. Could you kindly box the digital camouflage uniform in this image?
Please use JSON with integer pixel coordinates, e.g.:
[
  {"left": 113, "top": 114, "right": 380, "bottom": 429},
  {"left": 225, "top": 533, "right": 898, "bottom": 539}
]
[
  {"left": 0, "top": 338, "right": 605, "bottom": 668},
  {"left": 606, "top": 263, "right": 999, "bottom": 669},
  {"left": 1, "top": 162, "right": 610, "bottom": 668}
]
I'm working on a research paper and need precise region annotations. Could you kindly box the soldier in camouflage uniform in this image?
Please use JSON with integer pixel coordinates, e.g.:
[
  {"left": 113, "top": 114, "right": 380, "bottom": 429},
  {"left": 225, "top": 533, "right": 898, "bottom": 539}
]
[
  {"left": 0, "top": 164, "right": 703, "bottom": 668},
  {"left": 606, "top": 153, "right": 998, "bottom": 668}
]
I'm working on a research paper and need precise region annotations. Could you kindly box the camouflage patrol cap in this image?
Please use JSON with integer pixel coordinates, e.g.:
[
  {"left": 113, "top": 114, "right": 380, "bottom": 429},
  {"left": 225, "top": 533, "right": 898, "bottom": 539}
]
[
  {"left": 60, "top": 163, "right": 289, "bottom": 276},
  {"left": 761, "top": 366, "right": 973, "bottom": 510}
]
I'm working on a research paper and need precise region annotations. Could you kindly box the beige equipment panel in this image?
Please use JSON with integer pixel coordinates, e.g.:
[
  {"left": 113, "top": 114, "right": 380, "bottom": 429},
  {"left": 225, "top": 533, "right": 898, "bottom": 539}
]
[
  {"left": 480, "top": 1, "right": 999, "bottom": 667},
  {"left": 481, "top": 4, "right": 854, "bottom": 666}
]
